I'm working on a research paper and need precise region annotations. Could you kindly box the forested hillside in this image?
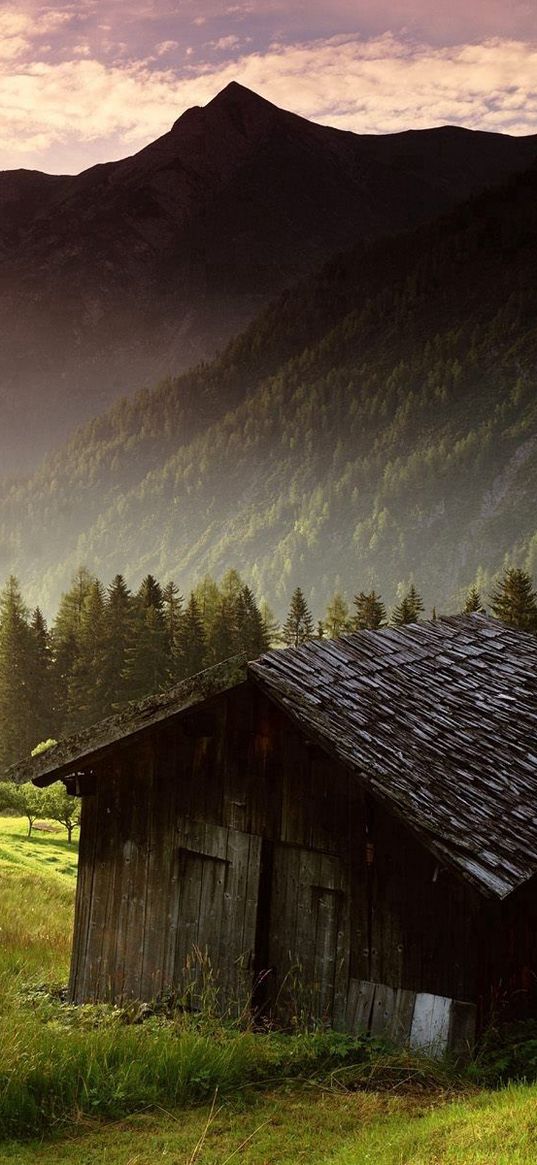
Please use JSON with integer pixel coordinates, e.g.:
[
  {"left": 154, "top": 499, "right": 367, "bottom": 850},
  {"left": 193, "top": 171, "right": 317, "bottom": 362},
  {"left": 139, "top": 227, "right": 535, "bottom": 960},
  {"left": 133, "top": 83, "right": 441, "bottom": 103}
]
[
  {"left": 1, "top": 162, "right": 537, "bottom": 617},
  {"left": 2, "top": 82, "right": 537, "bottom": 470}
]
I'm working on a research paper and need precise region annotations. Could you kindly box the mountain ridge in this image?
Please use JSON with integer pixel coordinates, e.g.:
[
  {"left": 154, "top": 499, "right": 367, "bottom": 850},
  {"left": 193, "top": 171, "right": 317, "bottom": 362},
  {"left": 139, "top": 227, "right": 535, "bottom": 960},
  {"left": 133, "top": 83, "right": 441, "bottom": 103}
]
[
  {"left": 1, "top": 82, "right": 537, "bottom": 471},
  {"left": 1, "top": 158, "right": 536, "bottom": 618}
]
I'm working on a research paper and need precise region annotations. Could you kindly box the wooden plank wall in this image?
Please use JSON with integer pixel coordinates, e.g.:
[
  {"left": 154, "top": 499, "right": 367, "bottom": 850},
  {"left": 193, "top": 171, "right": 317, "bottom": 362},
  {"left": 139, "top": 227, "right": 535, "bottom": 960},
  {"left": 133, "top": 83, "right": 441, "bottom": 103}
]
[
  {"left": 345, "top": 978, "right": 476, "bottom": 1056},
  {"left": 267, "top": 843, "right": 350, "bottom": 1028},
  {"left": 350, "top": 797, "right": 482, "bottom": 1003},
  {"left": 70, "top": 682, "right": 486, "bottom": 1042}
]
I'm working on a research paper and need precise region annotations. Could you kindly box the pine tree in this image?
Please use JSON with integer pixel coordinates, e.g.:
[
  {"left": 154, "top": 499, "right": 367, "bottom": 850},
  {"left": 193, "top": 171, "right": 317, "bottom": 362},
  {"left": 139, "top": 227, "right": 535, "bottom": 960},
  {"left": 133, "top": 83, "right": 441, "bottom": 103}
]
[
  {"left": 138, "top": 574, "right": 165, "bottom": 616},
  {"left": 162, "top": 581, "right": 183, "bottom": 651},
  {"left": 177, "top": 593, "right": 207, "bottom": 678},
  {"left": 66, "top": 579, "right": 108, "bottom": 730},
  {"left": 29, "top": 608, "right": 57, "bottom": 742},
  {"left": 391, "top": 585, "right": 425, "bottom": 626},
  {"left": 463, "top": 585, "right": 485, "bottom": 614},
  {"left": 52, "top": 566, "right": 96, "bottom": 728},
  {"left": 0, "top": 577, "right": 39, "bottom": 766},
  {"left": 282, "top": 588, "right": 314, "bottom": 648},
  {"left": 490, "top": 568, "right": 537, "bottom": 631},
  {"left": 353, "top": 590, "right": 386, "bottom": 631},
  {"left": 324, "top": 593, "right": 350, "bottom": 638},
  {"left": 102, "top": 575, "right": 136, "bottom": 711},
  {"left": 208, "top": 592, "right": 240, "bottom": 665},
  {"left": 259, "top": 600, "right": 280, "bottom": 647},
  {"left": 162, "top": 581, "right": 184, "bottom": 681},
  {"left": 193, "top": 575, "right": 221, "bottom": 647},
  {"left": 124, "top": 602, "right": 170, "bottom": 702},
  {"left": 235, "top": 586, "right": 270, "bottom": 659}
]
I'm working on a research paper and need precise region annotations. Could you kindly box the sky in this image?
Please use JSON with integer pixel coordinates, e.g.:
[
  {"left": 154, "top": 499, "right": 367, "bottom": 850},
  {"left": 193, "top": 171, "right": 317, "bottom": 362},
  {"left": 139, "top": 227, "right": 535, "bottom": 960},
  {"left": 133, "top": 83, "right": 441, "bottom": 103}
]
[{"left": 1, "top": 1, "right": 536, "bottom": 173}]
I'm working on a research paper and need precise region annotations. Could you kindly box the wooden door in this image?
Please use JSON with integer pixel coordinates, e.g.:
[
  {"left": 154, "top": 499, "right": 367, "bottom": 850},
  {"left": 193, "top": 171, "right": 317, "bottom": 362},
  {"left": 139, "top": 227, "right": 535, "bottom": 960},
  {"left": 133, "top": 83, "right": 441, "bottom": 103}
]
[
  {"left": 266, "top": 844, "right": 350, "bottom": 1027},
  {"left": 166, "top": 820, "right": 262, "bottom": 1014}
]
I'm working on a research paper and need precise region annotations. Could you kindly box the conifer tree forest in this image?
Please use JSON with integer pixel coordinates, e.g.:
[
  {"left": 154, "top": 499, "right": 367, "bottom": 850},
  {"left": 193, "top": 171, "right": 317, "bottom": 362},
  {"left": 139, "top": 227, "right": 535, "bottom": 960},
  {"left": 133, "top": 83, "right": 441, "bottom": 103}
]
[{"left": 0, "top": 563, "right": 535, "bottom": 771}]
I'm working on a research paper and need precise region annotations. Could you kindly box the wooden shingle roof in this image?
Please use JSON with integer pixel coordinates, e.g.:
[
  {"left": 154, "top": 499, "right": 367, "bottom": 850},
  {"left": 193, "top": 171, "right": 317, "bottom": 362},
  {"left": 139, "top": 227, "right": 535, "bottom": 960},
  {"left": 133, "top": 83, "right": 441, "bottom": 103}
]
[{"left": 250, "top": 615, "right": 537, "bottom": 900}]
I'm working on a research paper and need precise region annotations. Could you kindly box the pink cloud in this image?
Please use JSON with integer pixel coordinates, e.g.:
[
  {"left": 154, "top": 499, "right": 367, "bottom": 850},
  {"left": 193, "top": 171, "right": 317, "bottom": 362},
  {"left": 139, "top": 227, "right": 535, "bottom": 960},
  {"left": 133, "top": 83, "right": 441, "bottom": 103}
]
[{"left": 0, "top": 22, "right": 535, "bottom": 172}]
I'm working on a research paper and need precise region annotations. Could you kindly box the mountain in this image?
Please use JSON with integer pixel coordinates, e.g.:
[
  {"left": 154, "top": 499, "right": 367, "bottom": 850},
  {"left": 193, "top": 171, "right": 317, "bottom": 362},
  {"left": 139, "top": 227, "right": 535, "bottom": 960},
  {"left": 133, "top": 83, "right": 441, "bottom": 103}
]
[
  {"left": 1, "top": 159, "right": 536, "bottom": 618},
  {"left": 2, "top": 81, "right": 537, "bottom": 471}
]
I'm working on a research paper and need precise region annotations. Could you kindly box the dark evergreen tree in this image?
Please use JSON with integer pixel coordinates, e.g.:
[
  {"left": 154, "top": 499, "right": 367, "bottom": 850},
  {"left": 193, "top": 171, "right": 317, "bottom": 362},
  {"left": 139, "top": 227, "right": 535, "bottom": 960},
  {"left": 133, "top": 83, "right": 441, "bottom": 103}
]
[
  {"left": 260, "top": 600, "right": 280, "bottom": 648},
  {"left": 52, "top": 566, "right": 96, "bottom": 727},
  {"left": 102, "top": 575, "right": 136, "bottom": 711},
  {"left": 282, "top": 587, "right": 314, "bottom": 648},
  {"left": 122, "top": 574, "right": 170, "bottom": 700},
  {"left": 65, "top": 579, "right": 108, "bottom": 730},
  {"left": 208, "top": 592, "right": 240, "bottom": 665},
  {"left": 0, "top": 577, "right": 39, "bottom": 766},
  {"left": 490, "top": 568, "right": 537, "bottom": 631},
  {"left": 463, "top": 585, "right": 485, "bottom": 614},
  {"left": 124, "top": 603, "right": 170, "bottom": 702},
  {"left": 353, "top": 590, "right": 386, "bottom": 631},
  {"left": 162, "top": 580, "right": 184, "bottom": 682},
  {"left": 162, "top": 581, "right": 183, "bottom": 648},
  {"left": 235, "top": 586, "right": 270, "bottom": 659},
  {"left": 138, "top": 574, "right": 165, "bottom": 617},
  {"left": 391, "top": 585, "right": 425, "bottom": 626},
  {"left": 177, "top": 593, "right": 207, "bottom": 678},
  {"left": 193, "top": 576, "right": 221, "bottom": 649},
  {"left": 29, "top": 607, "right": 57, "bottom": 742}
]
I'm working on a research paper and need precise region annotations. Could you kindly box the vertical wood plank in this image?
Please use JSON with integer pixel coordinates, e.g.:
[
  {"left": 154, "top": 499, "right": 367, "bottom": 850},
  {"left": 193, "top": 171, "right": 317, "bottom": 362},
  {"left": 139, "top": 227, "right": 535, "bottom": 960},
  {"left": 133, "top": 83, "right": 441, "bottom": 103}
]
[
  {"left": 370, "top": 982, "right": 397, "bottom": 1037},
  {"left": 69, "top": 790, "right": 98, "bottom": 1002},
  {"left": 410, "top": 993, "right": 452, "bottom": 1054},
  {"left": 389, "top": 988, "right": 416, "bottom": 1044},
  {"left": 345, "top": 979, "right": 376, "bottom": 1035}
]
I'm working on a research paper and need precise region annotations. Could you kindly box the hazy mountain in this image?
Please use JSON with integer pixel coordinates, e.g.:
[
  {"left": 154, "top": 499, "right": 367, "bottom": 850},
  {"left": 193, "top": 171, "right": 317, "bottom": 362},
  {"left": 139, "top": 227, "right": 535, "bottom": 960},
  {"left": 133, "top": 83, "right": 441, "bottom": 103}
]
[
  {"left": 1, "top": 81, "right": 537, "bottom": 471},
  {"left": 1, "top": 160, "right": 536, "bottom": 618}
]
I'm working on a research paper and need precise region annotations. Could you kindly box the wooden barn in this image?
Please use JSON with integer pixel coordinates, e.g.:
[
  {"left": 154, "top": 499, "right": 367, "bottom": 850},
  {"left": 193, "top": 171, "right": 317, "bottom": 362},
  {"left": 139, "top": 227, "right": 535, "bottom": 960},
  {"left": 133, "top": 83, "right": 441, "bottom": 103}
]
[{"left": 13, "top": 614, "right": 537, "bottom": 1054}]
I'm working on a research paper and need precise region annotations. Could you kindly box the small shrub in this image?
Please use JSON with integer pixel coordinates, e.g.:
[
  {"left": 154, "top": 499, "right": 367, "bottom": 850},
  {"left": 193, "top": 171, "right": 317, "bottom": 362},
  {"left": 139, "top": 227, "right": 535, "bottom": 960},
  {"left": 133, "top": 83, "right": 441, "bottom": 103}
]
[{"left": 469, "top": 1021, "right": 537, "bottom": 1086}]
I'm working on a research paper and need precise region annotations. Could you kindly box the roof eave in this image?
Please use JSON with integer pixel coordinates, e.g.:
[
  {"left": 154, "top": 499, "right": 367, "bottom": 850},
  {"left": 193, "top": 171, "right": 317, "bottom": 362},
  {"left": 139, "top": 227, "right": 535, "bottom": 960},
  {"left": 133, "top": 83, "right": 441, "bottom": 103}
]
[{"left": 8, "top": 656, "right": 247, "bottom": 788}]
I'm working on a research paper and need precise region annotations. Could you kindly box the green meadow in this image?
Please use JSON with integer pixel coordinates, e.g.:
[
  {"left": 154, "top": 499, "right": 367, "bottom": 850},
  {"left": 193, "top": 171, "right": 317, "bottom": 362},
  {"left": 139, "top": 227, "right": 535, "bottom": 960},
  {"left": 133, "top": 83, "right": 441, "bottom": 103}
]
[{"left": 1, "top": 813, "right": 537, "bottom": 1164}]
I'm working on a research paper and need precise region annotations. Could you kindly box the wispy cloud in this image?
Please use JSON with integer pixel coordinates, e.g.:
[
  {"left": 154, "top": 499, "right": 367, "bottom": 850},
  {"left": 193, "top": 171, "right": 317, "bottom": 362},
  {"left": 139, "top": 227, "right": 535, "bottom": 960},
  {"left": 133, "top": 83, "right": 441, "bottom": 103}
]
[{"left": 0, "top": 6, "right": 535, "bottom": 172}]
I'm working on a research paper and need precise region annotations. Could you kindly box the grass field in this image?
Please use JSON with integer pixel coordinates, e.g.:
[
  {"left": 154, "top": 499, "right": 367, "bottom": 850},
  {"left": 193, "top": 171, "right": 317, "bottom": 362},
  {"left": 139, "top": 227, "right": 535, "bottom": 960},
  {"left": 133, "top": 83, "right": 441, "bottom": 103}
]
[{"left": 1, "top": 813, "right": 537, "bottom": 1164}]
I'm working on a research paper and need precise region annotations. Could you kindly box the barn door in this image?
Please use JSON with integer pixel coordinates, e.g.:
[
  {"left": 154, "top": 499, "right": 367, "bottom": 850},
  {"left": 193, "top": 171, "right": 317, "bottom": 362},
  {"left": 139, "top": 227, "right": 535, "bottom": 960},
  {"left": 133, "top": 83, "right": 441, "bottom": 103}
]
[
  {"left": 266, "top": 844, "right": 350, "bottom": 1027},
  {"left": 167, "top": 820, "right": 262, "bottom": 1013}
]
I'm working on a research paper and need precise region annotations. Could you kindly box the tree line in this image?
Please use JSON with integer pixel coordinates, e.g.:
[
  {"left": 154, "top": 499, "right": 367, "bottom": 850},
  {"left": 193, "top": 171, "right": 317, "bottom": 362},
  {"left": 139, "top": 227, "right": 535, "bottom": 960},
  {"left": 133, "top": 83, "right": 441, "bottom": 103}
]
[{"left": 0, "top": 564, "right": 535, "bottom": 769}]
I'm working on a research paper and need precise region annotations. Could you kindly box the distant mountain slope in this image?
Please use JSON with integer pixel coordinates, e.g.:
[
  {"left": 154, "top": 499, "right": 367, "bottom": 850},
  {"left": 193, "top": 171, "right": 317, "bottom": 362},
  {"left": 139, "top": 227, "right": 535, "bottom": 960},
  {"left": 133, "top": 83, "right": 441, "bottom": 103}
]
[
  {"left": 1, "top": 161, "right": 536, "bottom": 617},
  {"left": 1, "top": 81, "right": 537, "bottom": 470}
]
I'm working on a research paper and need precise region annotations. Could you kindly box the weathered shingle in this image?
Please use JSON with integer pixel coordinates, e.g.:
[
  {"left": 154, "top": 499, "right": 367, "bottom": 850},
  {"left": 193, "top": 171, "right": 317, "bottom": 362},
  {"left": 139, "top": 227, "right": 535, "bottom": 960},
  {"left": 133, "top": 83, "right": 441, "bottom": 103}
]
[{"left": 249, "top": 615, "right": 537, "bottom": 899}]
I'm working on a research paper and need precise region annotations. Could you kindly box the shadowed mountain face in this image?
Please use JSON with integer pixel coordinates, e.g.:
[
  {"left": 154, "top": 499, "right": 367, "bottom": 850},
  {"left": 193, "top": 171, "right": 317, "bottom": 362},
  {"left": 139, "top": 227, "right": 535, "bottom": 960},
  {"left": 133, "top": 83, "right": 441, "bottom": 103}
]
[
  {"left": 2, "top": 161, "right": 537, "bottom": 617},
  {"left": 1, "top": 81, "right": 537, "bottom": 470}
]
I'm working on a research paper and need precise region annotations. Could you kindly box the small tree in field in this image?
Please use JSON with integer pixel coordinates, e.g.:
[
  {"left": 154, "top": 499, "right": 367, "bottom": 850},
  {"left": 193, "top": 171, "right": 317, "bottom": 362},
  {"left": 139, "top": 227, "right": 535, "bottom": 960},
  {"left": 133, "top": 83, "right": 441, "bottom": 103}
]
[
  {"left": 0, "top": 780, "right": 47, "bottom": 837},
  {"left": 44, "top": 782, "right": 81, "bottom": 844}
]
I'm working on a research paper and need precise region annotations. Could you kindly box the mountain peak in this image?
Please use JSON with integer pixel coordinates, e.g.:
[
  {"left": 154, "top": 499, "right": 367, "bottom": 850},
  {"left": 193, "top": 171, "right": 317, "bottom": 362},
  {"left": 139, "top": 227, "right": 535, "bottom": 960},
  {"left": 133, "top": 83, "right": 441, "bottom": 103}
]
[
  {"left": 168, "top": 81, "right": 278, "bottom": 137},
  {"left": 207, "top": 81, "right": 277, "bottom": 111}
]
